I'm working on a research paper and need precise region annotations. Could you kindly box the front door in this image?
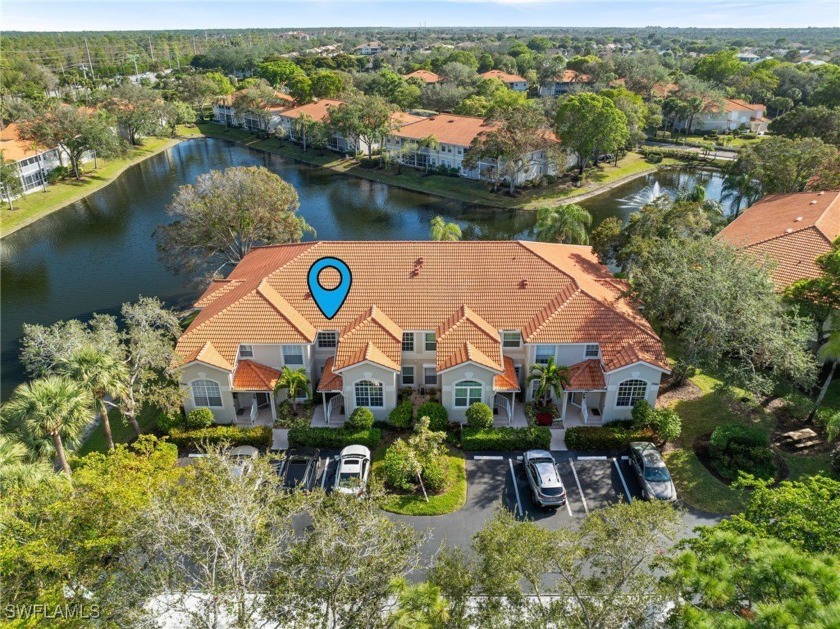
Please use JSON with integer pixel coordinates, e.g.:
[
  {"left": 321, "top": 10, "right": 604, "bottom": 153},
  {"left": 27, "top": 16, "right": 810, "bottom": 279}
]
[{"left": 255, "top": 392, "right": 270, "bottom": 409}]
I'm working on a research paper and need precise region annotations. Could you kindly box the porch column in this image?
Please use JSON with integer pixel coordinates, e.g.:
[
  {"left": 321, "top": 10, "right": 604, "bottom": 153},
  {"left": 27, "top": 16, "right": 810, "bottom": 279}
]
[
  {"left": 560, "top": 392, "right": 568, "bottom": 421},
  {"left": 322, "top": 392, "right": 327, "bottom": 419},
  {"left": 510, "top": 393, "right": 516, "bottom": 426},
  {"left": 269, "top": 391, "right": 277, "bottom": 422}
]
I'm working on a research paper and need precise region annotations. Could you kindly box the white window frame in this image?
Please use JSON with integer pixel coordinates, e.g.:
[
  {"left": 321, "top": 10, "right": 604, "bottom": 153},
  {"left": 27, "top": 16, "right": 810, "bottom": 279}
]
[
  {"left": 585, "top": 344, "right": 599, "bottom": 358},
  {"left": 191, "top": 379, "right": 223, "bottom": 408},
  {"left": 535, "top": 345, "right": 555, "bottom": 364},
  {"left": 424, "top": 332, "right": 436, "bottom": 352},
  {"left": 454, "top": 380, "right": 483, "bottom": 408},
  {"left": 402, "top": 332, "right": 415, "bottom": 352},
  {"left": 616, "top": 379, "right": 648, "bottom": 407},
  {"left": 401, "top": 365, "right": 415, "bottom": 386},
  {"left": 423, "top": 365, "right": 438, "bottom": 386},
  {"left": 502, "top": 331, "right": 521, "bottom": 348},
  {"left": 317, "top": 331, "right": 337, "bottom": 348},
  {"left": 354, "top": 379, "right": 384, "bottom": 408},
  {"left": 239, "top": 344, "right": 254, "bottom": 358},
  {"left": 283, "top": 345, "right": 304, "bottom": 365}
]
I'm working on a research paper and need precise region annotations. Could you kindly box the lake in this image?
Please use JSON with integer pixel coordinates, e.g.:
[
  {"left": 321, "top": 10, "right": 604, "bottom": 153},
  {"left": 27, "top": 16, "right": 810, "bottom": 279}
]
[{"left": 0, "top": 138, "right": 737, "bottom": 399}]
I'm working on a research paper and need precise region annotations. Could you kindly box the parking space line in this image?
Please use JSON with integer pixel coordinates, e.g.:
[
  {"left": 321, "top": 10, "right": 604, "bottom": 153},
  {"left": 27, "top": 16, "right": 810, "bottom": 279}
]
[
  {"left": 320, "top": 458, "right": 329, "bottom": 490},
  {"left": 569, "top": 460, "right": 588, "bottom": 515},
  {"left": 564, "top": 494, "right": 573, "bottom": 516},
  {"left": 577, "top": 455, "right": 608, "bottom": 461},
  {"left": 620, "top": 455, "right": 630, "bottom": 461},
  {"left": 613, "top": 458, "right": 632, "bottom": 503},
  {"left": 474, "top": 455, "right": 504, "bottom": 461},
  {"left": 508, "top": 458, "right": 523, "bottom": 518}
]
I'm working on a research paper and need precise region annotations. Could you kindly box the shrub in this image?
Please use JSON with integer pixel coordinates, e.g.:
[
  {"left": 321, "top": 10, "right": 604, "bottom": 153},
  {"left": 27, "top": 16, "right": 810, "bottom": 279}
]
[
  {"left": 565, "top": 422, "right": 656, "bottom": 451},
  {"left": 287, "top": 427, "right": 381, "bottom": 450},
  {"left": 347, "top": 407, "right": 375, "bottom": 429},
  {"left": 389, "top": 400, "right": 414, "bottom": 429},
  {"left": 156, "top": 410, "right": 185, "bottom": 434},
  {"left": 46, "top": 165, "right": 71, "bottom": 184},
  {"left": 417, "top": 402, "right": 448, "bottom": 431},
  {"left": 708, "top": 424, "right": 775, "bottom": 481},
  {"left": 781, "top": 391, "right": 813, "bottom": 421},
  {"left": 167, "top": 425, "right": 272, "bottom": 449},
  {"left": 632, "top": 400, "right": 654, "bottom": 427},
  {"left": 670, "top": 359, "right": 697, "bottom": 386},
  {"left": 652, "top": 407, "right": 682, "bottom": 442},
  {"left": 816, "top": 408, "right": 840, "bottom": 441},
  {"left": 421, "top": 458, "right": 449, "bottom": 493},
  {"left": 645, "top": 151, "right": 663, "bottom": 164},
  {"left": 465, "top": 403, "right": 493, "bottom": 430},
  {"left": 186, "top": 408, "right": 215, "bottom": 429},
  {"left": 399, "top": 387, "right": 414, "bottom": 401},
  {"left": 382, "top": 439, "right": 417, "bottom": 492},
  {"left": 461, "top": 426, "right": 551, "bottom": 451},
  {"left": 830, "top": 444, "right": 840, "bottom": 476}
]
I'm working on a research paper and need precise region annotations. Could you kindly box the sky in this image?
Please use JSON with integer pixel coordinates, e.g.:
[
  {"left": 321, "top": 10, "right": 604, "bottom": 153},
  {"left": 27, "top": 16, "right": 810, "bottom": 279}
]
[{"left": 2, "top": 0, "right": 839, "bottom": 31}]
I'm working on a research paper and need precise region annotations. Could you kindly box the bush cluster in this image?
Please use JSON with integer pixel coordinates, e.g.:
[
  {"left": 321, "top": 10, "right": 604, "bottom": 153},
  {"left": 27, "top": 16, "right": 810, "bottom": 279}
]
[
  {"left": 461, "top": 426, "right": 551, "bottom": 451},
  {"left": 186, "top": 408, "right": 215, "bottom": 429},
  {"left": 346, "top": 407, "right": 375, "bottom": 429},
  {"left": 167, "top": 425, "right": 272, "bottom": 449},
  {"left": 156, "top": 410, "right": 185, "bottom": 434},
  {"left": 645, "top": 151, "right": 663, "bottom": 164},
  {"left": 708, "top": 423, "right": 775, "bottom": 481},
  {"left": 465, "top": 403, "right": 493, "bottom": 430},
  {"left": 631, "top": 400, "right": 682, "bottom": 442},
  {"left": 830, "top": 444, "right": 840, "bottom": 476},
  {"left": 564, "top": 421, "right": 656, "bottom": 451},
  {"left": 416, "top": 402, "right": 448, "bottom": 431},
  {"left": 288, "top": 427, "right": 381, "bottom": 450},
  {"left": 388, "top": 400, "right": 414, "bottom": 429},
  {"left": 381, "top": 417, "right": 449, "bottom": 494}
]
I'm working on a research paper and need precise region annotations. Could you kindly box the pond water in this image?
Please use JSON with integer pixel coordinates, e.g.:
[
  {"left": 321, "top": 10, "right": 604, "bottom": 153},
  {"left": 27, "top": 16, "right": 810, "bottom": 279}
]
[{"left": 0, "top": 138, "right": 736, "bottom": 399}]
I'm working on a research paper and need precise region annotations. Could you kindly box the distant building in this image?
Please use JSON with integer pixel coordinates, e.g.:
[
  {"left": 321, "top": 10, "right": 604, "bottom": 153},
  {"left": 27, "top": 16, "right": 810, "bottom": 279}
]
[
  {"left": 354, "top": 41, "right": 384, "bottom": 55},
  {"left": 736, "top": 51, "right": 761, "bottom": 63},
  {"left": 539, "top": 70, "right": 592, "bottom": 97},
  {"left": 403, "top": 70, "right": 441, "bottom": 84},
  {"left": 0, "top": 124, "right": 62, "bottom": 195},
  {"left": 679, "top": 98, "right": 769, "bottom": 134},
  {"left": 479, "top": 70, "right": 528, "bottom": 92},
  {"left": 212, "top": 92, "right": 295, "bottom": 132}
]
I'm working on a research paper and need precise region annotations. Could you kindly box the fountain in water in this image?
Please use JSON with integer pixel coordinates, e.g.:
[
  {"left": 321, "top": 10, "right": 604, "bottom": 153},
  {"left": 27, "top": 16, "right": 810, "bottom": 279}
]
[{"left": 617, "top": 180, "right": 665, "bottom": 212}]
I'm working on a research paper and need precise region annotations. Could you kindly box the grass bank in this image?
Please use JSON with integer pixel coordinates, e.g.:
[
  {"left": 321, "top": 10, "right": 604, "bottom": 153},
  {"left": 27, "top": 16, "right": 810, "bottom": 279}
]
[
  {"left": 196, "top": 122, "right": 675, "bottom": 210},
  {"left": 0, "top": 126, "right": 201, "bottom": 238},
  {"left": 660, "top": 333, "right": 837, "bottom": 515},
  {"left": 373, "top": 446, "right": 468, "bottom": 516},
  {"left": 76, "top": 405, "right": 159, "bottom": 457}
]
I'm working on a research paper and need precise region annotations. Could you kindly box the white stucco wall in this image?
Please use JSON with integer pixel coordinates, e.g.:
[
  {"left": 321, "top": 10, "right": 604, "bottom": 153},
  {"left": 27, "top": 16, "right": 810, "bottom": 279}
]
[
  {"left": 339, "top": 362, "right": 399, "bottom": 422},
  {"left": 180, "top": 362, "right": 236, "bottom": 424},
  {"left": 601, "top": 362, "right": 665, "bottom": 421},
  {"left": 440, "top": 363, "right": 497, "bottom": 423}
]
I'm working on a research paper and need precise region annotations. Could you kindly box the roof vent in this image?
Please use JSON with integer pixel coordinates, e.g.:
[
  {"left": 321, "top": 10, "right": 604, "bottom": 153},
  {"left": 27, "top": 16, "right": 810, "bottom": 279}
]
[
  {"left": 795, "top": 216, "right": 803, "bottom": 222},
  {"left": 785, "top": 228, "right": 794, "bottom": 233},
  {"left": 810, "top": 200, "right": 817, "bottom": 204},
  {"left": 819, "top": 191, "right": 826, "bottom": 195},
  {"left": 519, "top": 278, "right": 528, "bottom": 289}
]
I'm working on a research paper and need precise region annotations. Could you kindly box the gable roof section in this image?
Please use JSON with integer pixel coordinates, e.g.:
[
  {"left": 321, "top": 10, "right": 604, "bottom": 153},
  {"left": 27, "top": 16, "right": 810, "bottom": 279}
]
[
  {"left": 403, "top": 70, "right": 441, "bottom": 83},
  {"left": 480, "top": 69, "right": 527, "bottom": 83},
  {"left": 277, "top": 98, "right": 344, "bottom": 122},
  {"left": 232, "top": 359, "right": 282, "bottom": 391},
  {"left": 175, "top": 241, "right": 668, "bottom": 375},
  {"left": 715, "top": 191, "right": 840, "bottom": 289},
  {"left": 182, "top": 341, "right": 234, "bottom": 372},
  {"left": 0, "top": 123, "right": 51, "bottom": 162},
  {"left": 392, "top": 114, "right": 498, "bottom": 147},
  {"left": 566, "top": 359, "right": 606, "bottom": 390},
  {"left": 494, "top": 356, "right": 520, "bottom": 391},
  {"left": 316, "top": 356, "right": 343, "bottom": 392}
]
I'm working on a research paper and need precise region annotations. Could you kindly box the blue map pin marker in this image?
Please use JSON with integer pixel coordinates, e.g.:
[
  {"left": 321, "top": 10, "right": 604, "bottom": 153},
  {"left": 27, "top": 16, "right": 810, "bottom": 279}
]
[{"left": 308, "top": 257, "right": 352, "bottom": 320}]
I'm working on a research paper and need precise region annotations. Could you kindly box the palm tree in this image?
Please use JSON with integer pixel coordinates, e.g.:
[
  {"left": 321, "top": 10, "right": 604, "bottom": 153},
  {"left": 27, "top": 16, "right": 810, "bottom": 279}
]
[
  {"left": 429, "top": 216, "right": 462, "bottom": 242},
  {"left": 276, "top": 366, "right": 310, "bottom": 415},
  {"left": 390, "top": 578, "right": 450, "bottom": 629},
  {"left": 534, "top": 204, "right": 592, "bottom": 245},
  {"left": 417, "top": 135, "right": 440, "bottom": 173},
  {"left": 2, "top": 376, "right": 91, "bottom": 476},
  {"left": 527, "top": 357, "right": 571, "bottom": 407},
  {"left": 60, "top": 346, "right": 128, "bottom": 451},
  {"left": 721, "top": 169, "right": 762, "bottom": 219},
  {"left": 810, "top": 331, "right": 840, "bottom": 421},
  {"left": 0, "top": 433, "right": 52, "bottom": 493}
]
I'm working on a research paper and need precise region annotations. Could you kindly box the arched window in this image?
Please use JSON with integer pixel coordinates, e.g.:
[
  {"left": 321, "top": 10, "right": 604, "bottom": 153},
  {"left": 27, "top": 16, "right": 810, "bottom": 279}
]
[
  {"left": 454, "top": 380, "right": 483, "bottom": 408},
  {"left": 355, "top": 380, "right": 384, "bottom": 408},
  {"left": 192, "top": 379, "right": 222, "bottom": 407},
  {"left": 616, "top": 379, "right": 647, "bottom": 407}
]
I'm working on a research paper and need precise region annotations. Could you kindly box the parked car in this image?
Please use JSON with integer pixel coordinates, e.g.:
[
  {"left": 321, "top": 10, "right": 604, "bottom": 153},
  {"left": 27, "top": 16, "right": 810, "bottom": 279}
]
[
  {"left": 334, "top": 445, "right": 371, "bottom": 496},
  {"left": 229, "top": 445, "right": 259, "bottom": 477},
  {"left": 278, "top": 447, "right": 320, "bottom": 492},
  {"left": 629, "top": 442, "right": 677, "bottom": 502},
  {"left": 523, "top": 449, "right": 567, "bottom": 508}
]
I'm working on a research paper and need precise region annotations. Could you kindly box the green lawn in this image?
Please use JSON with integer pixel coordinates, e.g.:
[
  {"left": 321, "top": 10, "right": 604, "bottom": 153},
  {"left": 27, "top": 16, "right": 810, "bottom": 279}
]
[
  {"left": 1, "top": 128, "right": 198, "bottom": 237},
  {"left": 660, "top": 332, "right": 834, "bottom": 515},
  {"left": 372, "top": 446, "right": 467, "bottom": 516},
  {"left": 196, "top": 122, "right": 667, "bottom": 211},
  {"left": 76, "top": 405, "right": 159, "bottom": 457}
]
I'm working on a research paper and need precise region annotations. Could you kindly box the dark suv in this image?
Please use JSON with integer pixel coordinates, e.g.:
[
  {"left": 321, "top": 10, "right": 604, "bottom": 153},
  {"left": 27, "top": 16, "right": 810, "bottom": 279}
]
[{"left": 277, "top": 448, "right": 321, "bottom": 492}]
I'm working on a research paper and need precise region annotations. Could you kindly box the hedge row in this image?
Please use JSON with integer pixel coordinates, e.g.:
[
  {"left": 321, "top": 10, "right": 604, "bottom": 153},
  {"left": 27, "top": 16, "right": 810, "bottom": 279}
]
[
  {"left": 288, "top": 427, "right": 382, "bottom": 450},
  {"left": 167, "top": 425, "right": 273, "bottom": 449},
  {"left": 564, "top": 422, "right": 656, "bottom": 451},
  {"left": 461, "top": 426, "right": 551, "bottom": 451}
]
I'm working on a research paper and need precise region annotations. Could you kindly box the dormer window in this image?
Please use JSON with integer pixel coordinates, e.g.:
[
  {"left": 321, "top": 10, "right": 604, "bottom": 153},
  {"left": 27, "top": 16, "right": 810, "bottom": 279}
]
[
  {"left": 317, "top": 331, "right": 337, "bottom": 348},
  {"left": 585, "top": 344, "right": 599, "bottom": 358},
  {"left": 239, "top": 344, "right": 253, "bottom": 358},
  {"left": 502, "top": 331, "right": 522, "bottom": 348}
]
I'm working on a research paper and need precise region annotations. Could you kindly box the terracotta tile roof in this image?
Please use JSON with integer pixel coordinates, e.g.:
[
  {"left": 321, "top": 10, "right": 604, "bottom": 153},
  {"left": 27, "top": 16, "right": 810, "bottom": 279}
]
[
  {"left": 480, "top": 69, "right": 527, "bottom": 84},
  {"left": 566, "top": 359, "right": 606, "bottom": 390},
  {"left": 217, "top": 91, "right": 295, "bottom": 108},
  {"left": 404, "top": 70, "right": 441, "bottom": 83},
  {"left": 335, "top": 305, "right": 403, "bottom": 372},
  {"left": 175, "top": 241, "right": 668, "bottom": 374},
  {"left": 195, "top": 279, "right": 244, "bottom": 307},
  {"left": 232, "top": 359, "right": 281, "bottom": 391},
  {"left": 716, "top": 191, "right": 840, "bottom": 289},
  {"left": 553, "top": 69, "right": 591, "bottom": 83},
  {"left": 182, "top": 341, "right": 234, "bottom": 371},
  {"left": 316, "top": 356, "right": 343, "bottom": 392},
  {"left": 391, "top": 111, "right": 426, "bottom": 127},
  {"left": 392, "top": 114, "right": 498, "bottom": 147},
  {"left": 0, "top": 123, "right": 51, "bottom": 162},
  {"left": 724, "top": 98, "right": 764, "bottom": 113},
  {"left": 277, "top": 98, "right": 344, "bottom": 122},
  {"left": 437, "top": 305, "right": 503, "bottom": 372},
  {"left": 651, "top": 82, "right": 679, "bottom": 98},
  {"left": 494, "top": 356, "right": 520, "bottom": 391}
]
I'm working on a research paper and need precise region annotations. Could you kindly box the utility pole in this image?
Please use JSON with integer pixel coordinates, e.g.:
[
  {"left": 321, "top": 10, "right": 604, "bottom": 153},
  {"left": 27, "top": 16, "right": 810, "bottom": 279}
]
[
  {"left": 148, "top": 35, "right": 155, "bottom": 62},
  {"left": 84, "top": 38, "right": 96, "bottom": 81},
  {"left": 130, "top": 54, "right": 139, "bottom": 76}
]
